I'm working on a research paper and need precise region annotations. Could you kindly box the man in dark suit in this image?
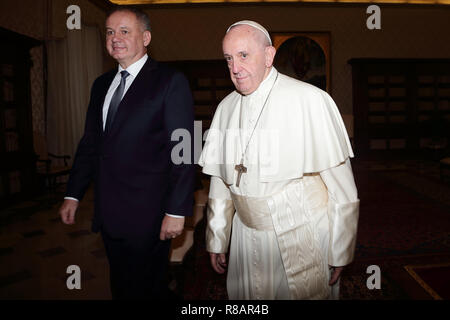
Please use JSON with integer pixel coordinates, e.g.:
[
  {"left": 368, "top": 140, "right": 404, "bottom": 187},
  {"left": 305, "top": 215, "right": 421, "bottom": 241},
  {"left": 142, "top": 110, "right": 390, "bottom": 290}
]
[{"left": 58, "top": 6, "right": 195, "bottom": 299}]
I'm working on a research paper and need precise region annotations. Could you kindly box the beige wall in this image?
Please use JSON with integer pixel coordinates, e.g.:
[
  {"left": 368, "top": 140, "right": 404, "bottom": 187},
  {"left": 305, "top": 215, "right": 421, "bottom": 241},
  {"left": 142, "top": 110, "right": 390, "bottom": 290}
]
[
  {"left": 0, "top": 2, "right": 449, "bottom": 135},
  {"left": 51, "top": 0, "right": 106, "bottom": 39},
  {"left": 144, "top": 4, "right": 450, "bottom": 117},
  {"left": 0, "top": 0, "right": 45, "bottom": 40},
  {"left": 0, "top": 0, "right": 106, "bottom": 40}
]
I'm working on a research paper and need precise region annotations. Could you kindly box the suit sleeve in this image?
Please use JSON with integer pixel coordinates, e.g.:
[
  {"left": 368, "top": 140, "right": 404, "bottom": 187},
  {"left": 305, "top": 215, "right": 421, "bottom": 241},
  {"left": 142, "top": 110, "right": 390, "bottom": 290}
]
[
  {"left": 163, "top": 71, "right": 195, "bottom": 217},
  {"left": 65, "top": 79, "right": 100, "bottom": 201},
  {"left": 320, "top": 158, "right": 360, "bottom": 267}
]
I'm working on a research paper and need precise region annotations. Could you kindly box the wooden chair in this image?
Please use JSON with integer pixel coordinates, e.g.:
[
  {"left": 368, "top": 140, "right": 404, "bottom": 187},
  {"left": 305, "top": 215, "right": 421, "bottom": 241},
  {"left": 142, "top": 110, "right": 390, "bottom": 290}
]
[{"left": 34, "top": 133, "right": 71, "bottom": 193}]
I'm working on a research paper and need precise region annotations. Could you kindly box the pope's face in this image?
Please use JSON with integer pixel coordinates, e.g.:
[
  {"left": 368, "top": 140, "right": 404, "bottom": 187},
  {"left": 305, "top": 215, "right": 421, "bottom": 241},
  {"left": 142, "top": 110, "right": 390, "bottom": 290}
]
[
  {"left": 106, "top": 11, "right": 151, "bottom": 69},
  {"left": 222, "top": 26, "right": 273, "bottom": 95}
]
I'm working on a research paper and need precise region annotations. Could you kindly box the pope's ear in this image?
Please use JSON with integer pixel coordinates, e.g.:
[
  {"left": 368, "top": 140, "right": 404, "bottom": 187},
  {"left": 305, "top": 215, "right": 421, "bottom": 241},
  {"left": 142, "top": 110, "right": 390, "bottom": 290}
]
[
  {"left": 265, "top": 46, "right": 276, "bottom": 67},
  {"left": 143, "top": 30, "right": 151, "bottom": 47}
]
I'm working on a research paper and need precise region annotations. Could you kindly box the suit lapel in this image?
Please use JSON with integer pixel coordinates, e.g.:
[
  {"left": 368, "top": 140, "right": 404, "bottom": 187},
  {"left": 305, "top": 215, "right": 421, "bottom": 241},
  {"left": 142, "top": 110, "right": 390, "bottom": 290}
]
[
  {"left": 98, "top": 70, "right": 116, "bottom": 134},
  {"left": 104, "top": 57, "right": 158, "bottom": 139}
]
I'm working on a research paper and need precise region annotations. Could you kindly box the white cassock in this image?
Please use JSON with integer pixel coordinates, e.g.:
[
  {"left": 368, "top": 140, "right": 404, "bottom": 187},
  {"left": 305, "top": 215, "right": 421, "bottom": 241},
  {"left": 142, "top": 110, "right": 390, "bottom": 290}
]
[{"left": 198, "top": 67, "right": 360, "bottom": 300}]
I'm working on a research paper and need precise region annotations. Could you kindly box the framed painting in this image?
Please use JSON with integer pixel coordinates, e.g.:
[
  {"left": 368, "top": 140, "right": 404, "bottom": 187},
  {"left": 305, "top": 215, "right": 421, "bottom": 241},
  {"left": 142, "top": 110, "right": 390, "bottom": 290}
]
[{"left": 272, "top": 32, "right": 331, "bottom": 93}]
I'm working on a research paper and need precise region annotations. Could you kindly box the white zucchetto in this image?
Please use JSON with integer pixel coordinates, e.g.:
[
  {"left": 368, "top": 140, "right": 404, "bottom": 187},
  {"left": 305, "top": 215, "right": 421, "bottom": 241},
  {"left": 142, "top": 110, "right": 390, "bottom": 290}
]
[{"left": 226, "top": 20, "right": 272, "bottom": 46}]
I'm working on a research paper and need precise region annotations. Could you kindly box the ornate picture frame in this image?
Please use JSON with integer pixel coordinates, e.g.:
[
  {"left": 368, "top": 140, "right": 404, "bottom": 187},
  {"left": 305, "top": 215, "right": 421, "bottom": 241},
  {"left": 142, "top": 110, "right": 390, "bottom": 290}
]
[{"left": 272, "top": 32, "right": 331, "bottom": 93}]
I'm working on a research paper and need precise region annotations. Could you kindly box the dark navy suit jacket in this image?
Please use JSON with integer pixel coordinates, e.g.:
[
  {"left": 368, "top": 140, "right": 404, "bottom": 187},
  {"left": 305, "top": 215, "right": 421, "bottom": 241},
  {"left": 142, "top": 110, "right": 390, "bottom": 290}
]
[{"left": 66, "top": 57, "right": 195, "bottom": 240}]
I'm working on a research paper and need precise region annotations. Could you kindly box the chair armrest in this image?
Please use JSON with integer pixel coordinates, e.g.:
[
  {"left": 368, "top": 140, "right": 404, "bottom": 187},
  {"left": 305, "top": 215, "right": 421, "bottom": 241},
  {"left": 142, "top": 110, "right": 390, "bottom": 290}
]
[
  {"left": 36, "top": 158, "right": 51, "bottom": 172},
  {"left": 36, "top": 159, "right": 51, "bottom": 164},
  {"left": 48, "top": 153, "right": 71, "bottom": 166}
]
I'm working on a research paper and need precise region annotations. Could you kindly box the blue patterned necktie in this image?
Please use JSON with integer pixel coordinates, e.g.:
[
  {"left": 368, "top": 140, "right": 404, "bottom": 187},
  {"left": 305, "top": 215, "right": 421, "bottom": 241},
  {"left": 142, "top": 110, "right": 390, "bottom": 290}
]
[{"left": 105, "top": 70, "right": 130, "bottom": 132}]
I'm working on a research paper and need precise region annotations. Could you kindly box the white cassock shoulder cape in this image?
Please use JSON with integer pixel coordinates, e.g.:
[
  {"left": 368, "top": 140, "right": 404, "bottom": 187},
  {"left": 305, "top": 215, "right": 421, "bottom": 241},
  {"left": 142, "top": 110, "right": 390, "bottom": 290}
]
[{"left": 199, "top": 72, "right": 354, "bottom": 182}]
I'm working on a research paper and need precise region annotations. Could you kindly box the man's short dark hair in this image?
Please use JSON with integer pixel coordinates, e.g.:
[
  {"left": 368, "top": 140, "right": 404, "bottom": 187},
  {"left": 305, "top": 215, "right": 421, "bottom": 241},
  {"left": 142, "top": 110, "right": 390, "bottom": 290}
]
[{"left": 106, "top": 6, "right": 151, "bottom": 32}]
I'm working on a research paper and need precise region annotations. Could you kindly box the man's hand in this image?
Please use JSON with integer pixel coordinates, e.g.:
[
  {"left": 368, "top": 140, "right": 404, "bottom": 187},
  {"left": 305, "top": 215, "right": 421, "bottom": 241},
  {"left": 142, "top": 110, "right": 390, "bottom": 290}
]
[
  {"left": 59, "top": 199, "right": 79, "bottom": 225},
  {"left": 210, "top": 253, "right": 227, "bottom": 274},
  {"left": 329, "top": 266, "right": 344, "bottom": 286},
  {"left": 160, "top": 215, "right": 185, "bottom": 241}
]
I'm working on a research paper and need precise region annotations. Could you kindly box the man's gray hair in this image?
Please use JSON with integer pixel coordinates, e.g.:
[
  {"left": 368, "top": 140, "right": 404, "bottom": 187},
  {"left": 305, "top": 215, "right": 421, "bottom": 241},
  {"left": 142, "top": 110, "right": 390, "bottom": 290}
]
[{"left": 106, "top": 6, "right": 151, "bottom": 32}]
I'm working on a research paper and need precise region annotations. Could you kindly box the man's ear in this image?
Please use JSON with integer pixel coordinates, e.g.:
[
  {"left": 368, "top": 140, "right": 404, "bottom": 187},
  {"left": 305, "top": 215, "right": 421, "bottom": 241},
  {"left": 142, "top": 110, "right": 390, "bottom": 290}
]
[
  {"left": 143, "top": 30, "right": 151, "bottom": 47},
  {"left": 265, "top": 46, "right": 276, "bottom": 67}
]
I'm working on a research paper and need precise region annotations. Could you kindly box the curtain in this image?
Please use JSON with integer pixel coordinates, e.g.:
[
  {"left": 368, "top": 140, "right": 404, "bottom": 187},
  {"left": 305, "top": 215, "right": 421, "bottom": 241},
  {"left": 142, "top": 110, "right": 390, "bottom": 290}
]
[{"left": 46, "top": 25, "right": 103, "bottom": 163}]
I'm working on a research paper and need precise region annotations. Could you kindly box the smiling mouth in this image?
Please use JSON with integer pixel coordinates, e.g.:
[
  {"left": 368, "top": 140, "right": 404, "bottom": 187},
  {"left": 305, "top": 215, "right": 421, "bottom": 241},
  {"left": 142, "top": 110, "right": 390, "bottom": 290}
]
[
  {"left": 236, "top": 78, "right": 248, "bottom": 84},
  {"left": 112, "top": 46, "right": 126, "bottom": 51},
  {"left": 235, "top": 75, "right": 248, "bottom": 81}
]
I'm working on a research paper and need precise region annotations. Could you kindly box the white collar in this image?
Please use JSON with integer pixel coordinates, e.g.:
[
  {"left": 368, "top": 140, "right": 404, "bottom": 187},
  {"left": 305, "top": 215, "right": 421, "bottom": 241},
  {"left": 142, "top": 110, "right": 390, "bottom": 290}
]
[
  {"left": 243, "top": 67, "right": 276, "bottom": 99},
  {"left": 118, "top": 54, "right": 148, "bottom": 78}
]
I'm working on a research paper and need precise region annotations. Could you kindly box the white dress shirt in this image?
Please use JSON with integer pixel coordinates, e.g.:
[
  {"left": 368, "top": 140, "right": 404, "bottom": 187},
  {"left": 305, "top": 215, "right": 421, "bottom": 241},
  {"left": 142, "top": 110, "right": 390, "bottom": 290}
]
[{"left": 101, "top": 54, "right": 148, "bottom": 130}]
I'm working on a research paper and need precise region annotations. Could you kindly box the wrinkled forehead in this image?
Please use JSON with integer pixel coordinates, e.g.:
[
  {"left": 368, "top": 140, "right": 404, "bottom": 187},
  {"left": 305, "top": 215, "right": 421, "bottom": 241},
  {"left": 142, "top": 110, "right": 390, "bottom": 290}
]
[{"left": 223, "top": 25, "right": 265, "bottom": 50}]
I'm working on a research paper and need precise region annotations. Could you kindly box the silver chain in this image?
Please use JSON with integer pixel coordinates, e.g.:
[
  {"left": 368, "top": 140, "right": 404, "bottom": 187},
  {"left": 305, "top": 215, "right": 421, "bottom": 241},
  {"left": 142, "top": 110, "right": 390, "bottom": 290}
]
[{"left": 238, "top": 71, "right": 279, "bottom": 164}]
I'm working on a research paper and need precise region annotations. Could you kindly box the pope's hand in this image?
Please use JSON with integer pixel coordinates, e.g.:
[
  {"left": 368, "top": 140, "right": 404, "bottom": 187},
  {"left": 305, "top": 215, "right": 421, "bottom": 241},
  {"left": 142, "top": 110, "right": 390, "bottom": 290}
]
[
  {"left": 160, "top": 215, "right": 185, "bottom": 240},
  {"left": 329, "top": 266, "right": 344, "bottom": 286},
  {"left": 59, "top": 199, "right": 79, "bottom": 225},
  {"left": 210, "top": 253, "right": 227, "bottom": 274}
]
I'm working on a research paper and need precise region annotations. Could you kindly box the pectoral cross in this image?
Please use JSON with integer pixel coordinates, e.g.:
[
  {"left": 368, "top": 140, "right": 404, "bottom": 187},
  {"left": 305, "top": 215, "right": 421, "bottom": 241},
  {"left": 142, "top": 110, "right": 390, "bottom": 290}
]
[{"left": 235, "top": 163, "right": 247, "bottom": 187}]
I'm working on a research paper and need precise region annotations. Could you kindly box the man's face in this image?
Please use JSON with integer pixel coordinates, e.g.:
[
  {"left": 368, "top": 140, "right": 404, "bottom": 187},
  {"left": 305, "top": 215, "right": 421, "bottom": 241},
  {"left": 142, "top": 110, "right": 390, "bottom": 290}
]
[
  {"left": 222, "top": 26, "right": 273, "bottom": 95},
  {"left": 106, "top": 11, "right": 151, "bottom": 69}
]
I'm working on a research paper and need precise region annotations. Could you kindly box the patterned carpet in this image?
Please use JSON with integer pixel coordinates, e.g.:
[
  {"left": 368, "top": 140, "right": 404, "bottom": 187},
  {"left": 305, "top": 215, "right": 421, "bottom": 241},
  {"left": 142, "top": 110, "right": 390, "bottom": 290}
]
[
  {"left": 174, "top": 216, "right": 228, "bottom": 300},
  {"left": 355, "top": 166, "right": 450, "bottom": 259},
  {"left": 329, "top": 159, "right": 449, "bottom": 300},
  {"left": 404, "top": 263, "right": 450, "bottom": 300},
  {"left": 1, "top": 159, "right": 449, "bottom": 300},
  {"left": 176, "top": 159, "right": 450, "bottom": 300}
]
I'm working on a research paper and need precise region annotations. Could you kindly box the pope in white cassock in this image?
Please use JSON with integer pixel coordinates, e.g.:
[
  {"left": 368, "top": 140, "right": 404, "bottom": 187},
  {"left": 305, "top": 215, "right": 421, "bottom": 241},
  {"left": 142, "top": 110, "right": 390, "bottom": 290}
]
[{"left": 198, "top": 20, "right": 360, "bottom": 300}]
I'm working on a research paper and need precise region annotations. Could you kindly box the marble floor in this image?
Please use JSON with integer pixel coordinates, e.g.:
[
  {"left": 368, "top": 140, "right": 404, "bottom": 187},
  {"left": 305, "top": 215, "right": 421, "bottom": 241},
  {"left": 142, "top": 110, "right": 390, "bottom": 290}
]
[
  {"left": 0, "top": 188, "right": 111, "bottom": 299},
  {"left": 0, "top": 181, "right": 208, "bottom": 300}
]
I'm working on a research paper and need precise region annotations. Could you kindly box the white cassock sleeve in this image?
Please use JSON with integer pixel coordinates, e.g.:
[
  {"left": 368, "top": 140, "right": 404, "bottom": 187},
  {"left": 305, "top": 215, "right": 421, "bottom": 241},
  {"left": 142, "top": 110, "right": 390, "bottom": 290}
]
[
  {"left": 205, "top": 176, "right": 235, "bottom": 253},
  {"left": 320, "top": 158, "right": 360, "bottom": 267}
]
